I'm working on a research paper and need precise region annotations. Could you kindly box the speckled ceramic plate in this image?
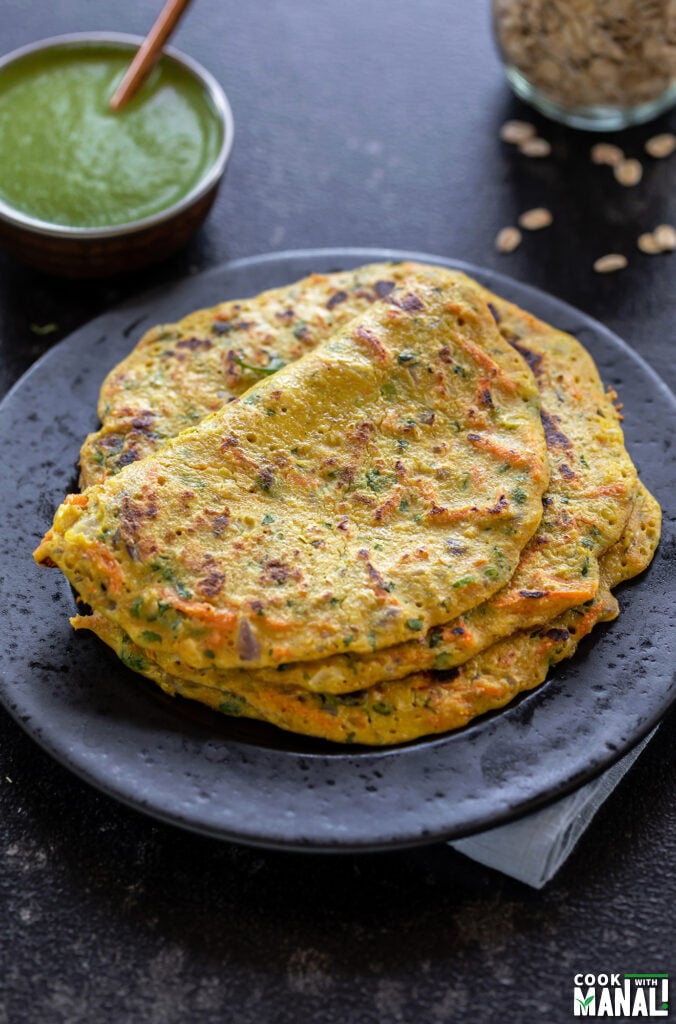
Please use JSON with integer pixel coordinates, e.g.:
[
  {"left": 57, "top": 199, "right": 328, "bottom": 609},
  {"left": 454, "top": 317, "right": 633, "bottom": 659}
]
[{"left": 0, "top": 249, "right": 674, "bottom": 852}]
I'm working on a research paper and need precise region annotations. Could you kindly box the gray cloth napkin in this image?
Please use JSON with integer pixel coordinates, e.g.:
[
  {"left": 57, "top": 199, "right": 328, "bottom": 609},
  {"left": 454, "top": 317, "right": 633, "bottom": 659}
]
[{"left": 449, "top": 728, "right": 657, "bottom": 888}]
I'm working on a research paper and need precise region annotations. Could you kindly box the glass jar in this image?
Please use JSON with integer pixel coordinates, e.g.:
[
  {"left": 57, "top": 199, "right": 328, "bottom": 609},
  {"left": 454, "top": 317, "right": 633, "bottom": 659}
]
[{"left": 492, "top": 0, "right": 676, "bottom": 130}]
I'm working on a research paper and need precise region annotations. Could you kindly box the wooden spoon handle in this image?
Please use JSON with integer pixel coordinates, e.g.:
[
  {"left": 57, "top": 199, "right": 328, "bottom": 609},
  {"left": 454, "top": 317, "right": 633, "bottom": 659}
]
[{"left": 109, "top": 0, "right": 194, "bottom": 112}]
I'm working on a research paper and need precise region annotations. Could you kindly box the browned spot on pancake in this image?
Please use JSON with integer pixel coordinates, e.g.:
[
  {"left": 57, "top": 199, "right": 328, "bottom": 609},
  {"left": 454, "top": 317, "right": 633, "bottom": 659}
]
[
  {"left": 99, "top": 433, "right": 125, "bottom": 451},
  {"left": 121, "top": 493, "right": 157, "bottom": 533},
  {"left": 327, "top": 290, "right": 348, "bottom": 309},
  {"left": 211, "top": 514, "right": 230, "bottom": 537},
  {"left": 198, "top": 568, "right": 225, "bottom": 597},
  {"left": 510, "top": 338, "right": 543, "bottom": 377},
  {"left": 257, "top": 467, "right": 275, "bottom": 491},
  {"left": 262, "top": 561, "right": 288, "bottom": 584},
  {"left": 373, "top": 493, "right": 400, "bottom": 522},
  {"left": 465, "top": 432, "right": 534, "bottom": 470},
  {"left": 212, "top": 320, "right": 254, "bottom": 335},
  {"left": 358, "top": 549, "right": 391, "bottom": 593},
  {"left": 374, "top": 280, "right": 396, "bottom": 298},
  {"left": 487, "top": 494, "right": 508, "bottom": 514},
  {"left": 176, "top": 337, "right": 213, "bottom": 351},
  {"left": 354, "top": 325, "right": 388, "bottom": 361},
  {"left": 350, "top": 421, "right": 376, "bottom": 444},
  {"left": 455, "top": 333, "right": 521, "bottom": 393},
  {"left": 520, "top": 589, "right": 549, "bottom": 598},
  {"left": 119, "top": 491, "right": 158, "bottom": 559},
  {"left": 425, "top": 496, "right": 508, "bottom": 524},
  {"left": 192, "top": 508, "right": 231, "bottom": 540},
  {"left": 131, "top": 411, "right": 157, "bottom": 430},
  {"left": 260, "top": 559, "right": 300, "bottom": 586},
  {"left": 390, "top": 292, "right": 425, "bottom": 312},
  {"left": 541, "top": 410, "right": 572, "bottom": 450},
  {"left": 118, "top": 449, "right": 141, "bottom": 468},
  {"left": 559, "top": 463, "right": 576, "bottom": 480},
  {"left": 487, "top": 301, "right": 501, "bottom": 324},
  {"left": 478, "top": 385, "right": 494, "bottom": 409}
]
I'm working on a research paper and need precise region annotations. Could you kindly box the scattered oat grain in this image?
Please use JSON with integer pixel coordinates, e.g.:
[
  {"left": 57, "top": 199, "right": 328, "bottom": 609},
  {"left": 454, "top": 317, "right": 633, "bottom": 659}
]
[
  {"left": 500, "top": 119, "right": 537, "bottom": 145},
  {"left": 645, "top": 133, "right": 676, "bottom": 159},
  {"left": 637, "top": 232, "right": 662, "bottom": 254},
  {"left": 518, "top": 207, "right": 553, "bottom": 230},
  {"left": 495, "top": 226, "right": 522, "bottom": 253},
  {"left": 590, "top": 142, "right": 625, "bottom": 166},
  {"left": 635, "top": 233, "right": 663, "bottom": 254},
  {"left": 593, "top": 253, "right": 628, "bottom": 273},
  {"left": 614, "top": 158, "right": 643, "bottom": 187},
  {"left": 654, "top": 224, "right": 676, "bottom": 251},
  {"left": 519, "top": 137, "right": 551, "bottom": 158}
]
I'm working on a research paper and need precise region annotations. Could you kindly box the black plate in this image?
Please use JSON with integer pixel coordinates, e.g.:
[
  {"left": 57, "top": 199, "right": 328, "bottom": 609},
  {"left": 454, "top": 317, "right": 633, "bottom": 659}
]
[{"left": 0, "top": 248, "right": 674, "bottom": 852}]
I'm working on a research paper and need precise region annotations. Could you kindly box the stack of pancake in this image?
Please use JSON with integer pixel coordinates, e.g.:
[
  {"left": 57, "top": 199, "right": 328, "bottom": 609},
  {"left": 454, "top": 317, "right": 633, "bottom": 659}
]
[{"left": 35, "top": 262, "right": 661, "bottom": 744}]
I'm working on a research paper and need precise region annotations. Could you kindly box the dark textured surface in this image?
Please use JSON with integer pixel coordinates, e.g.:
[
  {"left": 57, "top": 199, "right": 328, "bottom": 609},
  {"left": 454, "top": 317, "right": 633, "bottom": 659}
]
[
  {"left": 1, "top": 1, "right": 675, "bottom": 1022},
  {"left": 1, "top": 249, "right": 674, "bottom": 854}
]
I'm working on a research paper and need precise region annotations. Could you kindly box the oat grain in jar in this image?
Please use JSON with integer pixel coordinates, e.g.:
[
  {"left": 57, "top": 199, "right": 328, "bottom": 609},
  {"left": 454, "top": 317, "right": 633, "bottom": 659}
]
[{"left": 492, "top": 0, "right": 676, "bottom": 130}]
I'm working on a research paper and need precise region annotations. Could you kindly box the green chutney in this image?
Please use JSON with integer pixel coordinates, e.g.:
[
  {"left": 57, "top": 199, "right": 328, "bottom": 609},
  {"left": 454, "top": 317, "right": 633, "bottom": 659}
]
[{"left": 0, "top": 44, "right": 224, "bottom": 228}]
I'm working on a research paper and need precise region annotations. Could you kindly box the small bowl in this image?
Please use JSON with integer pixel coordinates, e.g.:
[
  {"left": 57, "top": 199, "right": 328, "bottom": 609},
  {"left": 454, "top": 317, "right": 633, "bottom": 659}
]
[{"left": 0, "top": 33, "right": 234, "bottom": 278}]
